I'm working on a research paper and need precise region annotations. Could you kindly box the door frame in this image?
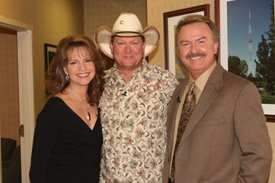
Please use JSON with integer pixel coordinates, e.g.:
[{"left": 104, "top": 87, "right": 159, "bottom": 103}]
[{"left": 0, "top": 16, "right": 34, "bottom": 183}]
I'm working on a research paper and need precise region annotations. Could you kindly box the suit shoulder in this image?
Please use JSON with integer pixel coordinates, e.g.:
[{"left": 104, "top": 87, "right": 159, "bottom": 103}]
[
  {"left": 224, "top": 70, "right": 254, "bottom": 85},
  {"left": 222, "top": 70, "right": 258, "bottom": 92}
]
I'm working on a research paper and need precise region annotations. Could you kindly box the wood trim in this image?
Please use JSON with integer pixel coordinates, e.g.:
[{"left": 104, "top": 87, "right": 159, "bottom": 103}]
[{"left": 0, "top": 27, "right": 17, "bottom": 35}]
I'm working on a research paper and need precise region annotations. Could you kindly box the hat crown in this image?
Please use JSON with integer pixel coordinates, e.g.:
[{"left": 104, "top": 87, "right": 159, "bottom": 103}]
[
  {"left": 113, "top": 13, "right": 143, "bottom": 35},
  {"left": 95, "top": 12, "right": 160, "bottom": 59}
]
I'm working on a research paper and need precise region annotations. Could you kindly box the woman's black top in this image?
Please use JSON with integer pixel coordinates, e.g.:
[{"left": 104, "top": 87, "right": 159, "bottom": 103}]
[{"left": 30, "top": 97, "right": 102, "bottom": 183}]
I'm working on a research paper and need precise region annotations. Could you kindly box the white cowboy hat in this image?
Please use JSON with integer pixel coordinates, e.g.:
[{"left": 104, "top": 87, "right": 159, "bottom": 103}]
[{"left": 95, "top": 12, "right": 160, "bottom": 58}]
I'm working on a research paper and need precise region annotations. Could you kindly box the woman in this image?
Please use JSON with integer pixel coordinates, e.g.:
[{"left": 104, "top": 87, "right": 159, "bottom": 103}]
[{"left": 30, "top": 35, "right": 105, "bottom": 183}]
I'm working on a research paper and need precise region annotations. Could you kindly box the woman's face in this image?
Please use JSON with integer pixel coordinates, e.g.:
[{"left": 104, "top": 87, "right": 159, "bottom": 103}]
[{"left": 63, "top": 46, "right": 96, "bottom": 88}]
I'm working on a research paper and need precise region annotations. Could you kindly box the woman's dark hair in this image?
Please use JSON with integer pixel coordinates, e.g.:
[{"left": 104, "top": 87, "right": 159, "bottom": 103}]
[{"left": 46, "top": 35, "right": 105, "bottom": 104}]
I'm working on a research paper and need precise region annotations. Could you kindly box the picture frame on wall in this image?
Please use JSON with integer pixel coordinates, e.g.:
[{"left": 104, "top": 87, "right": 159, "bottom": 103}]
[
  {"left": 44, "top": 43, "right": 57, "bottom": 74},
  {"left": 219, "top": 0, "right": 275, "bottom": 122},
  {"left": 163, "top": 4, "right": 210, "bottom": 80}
]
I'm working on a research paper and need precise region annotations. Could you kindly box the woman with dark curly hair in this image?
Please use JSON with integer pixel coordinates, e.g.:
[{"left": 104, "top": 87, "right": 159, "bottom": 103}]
[{"left": 30, "top": 35, "right": 105, "bottom": 183}]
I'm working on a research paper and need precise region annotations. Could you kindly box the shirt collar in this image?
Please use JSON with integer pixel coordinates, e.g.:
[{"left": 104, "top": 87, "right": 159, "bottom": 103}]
[
  {"left": 104, "top": 59, "right": 148, "bottom": 83},
  {"left": 188, "top": 61, "right": 217, "bottom": 93}
]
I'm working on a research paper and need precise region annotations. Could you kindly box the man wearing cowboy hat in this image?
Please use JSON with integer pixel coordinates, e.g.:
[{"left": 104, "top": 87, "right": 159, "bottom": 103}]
[{"left": 95, "top": 12, "right": 178, "bottom": 182}]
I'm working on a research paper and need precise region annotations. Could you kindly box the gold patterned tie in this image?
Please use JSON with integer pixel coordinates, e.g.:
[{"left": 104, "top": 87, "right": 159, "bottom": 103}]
[{"left": 171, "top": 82, "right": 197, "bottom": 182}]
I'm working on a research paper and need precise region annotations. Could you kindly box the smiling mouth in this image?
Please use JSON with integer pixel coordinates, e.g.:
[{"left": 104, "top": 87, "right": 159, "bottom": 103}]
[
  {"left": 187, "top": 53, "right": 205, "bottom": 60},
  {"left": 123, "top": 55, "right": 133, "bottom": 59},
  {"left": 77, "top": 73, "right": 89, "bottom": 77}
]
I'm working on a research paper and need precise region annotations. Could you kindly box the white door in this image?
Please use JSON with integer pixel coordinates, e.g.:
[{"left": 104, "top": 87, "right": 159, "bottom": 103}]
[{"left": 0, "top": 16, "right": 34, "bottom": 183}]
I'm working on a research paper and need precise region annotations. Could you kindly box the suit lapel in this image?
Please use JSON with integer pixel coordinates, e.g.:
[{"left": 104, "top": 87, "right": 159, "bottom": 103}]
[{"left": 180, "top": 64, "right": 225, "bottom": 143}]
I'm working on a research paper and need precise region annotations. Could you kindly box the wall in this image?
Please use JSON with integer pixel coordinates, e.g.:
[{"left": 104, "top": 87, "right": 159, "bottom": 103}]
[
  {"left": 0, "top": 0, "right": 84, "bottom": 116},
  {"left": 84, "top": 0, "right": 147, "bottom": 40},
  {"left": 0, "top": 30, "right": 19, "bottom": 143}
]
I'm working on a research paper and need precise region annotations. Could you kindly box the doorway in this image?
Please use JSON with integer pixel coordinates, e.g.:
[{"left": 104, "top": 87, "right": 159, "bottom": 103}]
[
  {"left": 0, "top": 27, "right": 21, "bottom": 183},
  {"left": 0, "top": 16, "right": 34, "bottom": 183}
]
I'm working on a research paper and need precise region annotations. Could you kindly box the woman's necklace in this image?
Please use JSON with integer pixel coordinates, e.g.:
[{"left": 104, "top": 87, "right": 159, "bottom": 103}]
[{"left": 68, "top": 88, "right": 91, "bottom": 121}]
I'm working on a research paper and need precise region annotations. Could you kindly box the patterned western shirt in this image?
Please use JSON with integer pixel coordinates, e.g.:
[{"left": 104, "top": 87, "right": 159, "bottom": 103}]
[{"left": 99, "top": 60, "right": 178, "bottom": 183}]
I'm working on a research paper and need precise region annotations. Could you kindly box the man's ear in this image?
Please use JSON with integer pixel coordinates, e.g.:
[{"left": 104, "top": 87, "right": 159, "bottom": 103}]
[{"left": 109, "top": 43, "right": 113, "bottom": 54}]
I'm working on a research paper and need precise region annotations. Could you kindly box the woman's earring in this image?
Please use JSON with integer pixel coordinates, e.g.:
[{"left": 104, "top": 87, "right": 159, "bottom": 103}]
[{"left": 65, "top": 74, "right": 70, "bottom": 82}]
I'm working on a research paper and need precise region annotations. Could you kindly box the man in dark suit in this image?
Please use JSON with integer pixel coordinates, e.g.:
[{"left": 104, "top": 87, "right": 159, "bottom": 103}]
[{"left": 162, "top": 14, "right": 272, "bottom": 183}]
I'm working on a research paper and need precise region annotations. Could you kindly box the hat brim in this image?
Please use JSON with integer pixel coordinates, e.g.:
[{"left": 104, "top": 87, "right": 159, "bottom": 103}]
[
  {"left": 95, "top": 26, "right": 159, "bottom": 59},
  {"left": 95, "top": 26, "right": 113, "bottom": 58}
]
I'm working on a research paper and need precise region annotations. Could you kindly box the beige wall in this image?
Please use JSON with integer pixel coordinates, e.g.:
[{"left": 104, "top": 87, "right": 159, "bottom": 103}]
[
  {"left": 0, "top": 0, "right": 84, "bottom": 116},
  {"left": 84, "top": 0, "right": 147, "bottom": 40}
]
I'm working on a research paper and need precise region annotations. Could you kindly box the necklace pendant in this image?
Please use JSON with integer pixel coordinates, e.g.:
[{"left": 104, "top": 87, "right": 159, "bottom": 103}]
[{"left": 87, "top": 112, "right": 91, "bottom": 121}]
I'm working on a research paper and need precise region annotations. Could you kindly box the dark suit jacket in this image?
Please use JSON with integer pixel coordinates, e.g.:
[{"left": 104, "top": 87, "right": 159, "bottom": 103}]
[{"left": 162, "top": 64, "right": 272, "bottom": 183}]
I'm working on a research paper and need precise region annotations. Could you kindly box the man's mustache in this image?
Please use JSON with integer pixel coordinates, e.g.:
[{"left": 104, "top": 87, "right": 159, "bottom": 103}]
[{"left": 187, "top": 53, "right": 206, "bottom": 59}]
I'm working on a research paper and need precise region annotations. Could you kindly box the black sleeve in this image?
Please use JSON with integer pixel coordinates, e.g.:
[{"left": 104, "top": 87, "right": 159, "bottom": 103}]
[{"left": 29, "top": 101, "right": 60, "bottom": 183}]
